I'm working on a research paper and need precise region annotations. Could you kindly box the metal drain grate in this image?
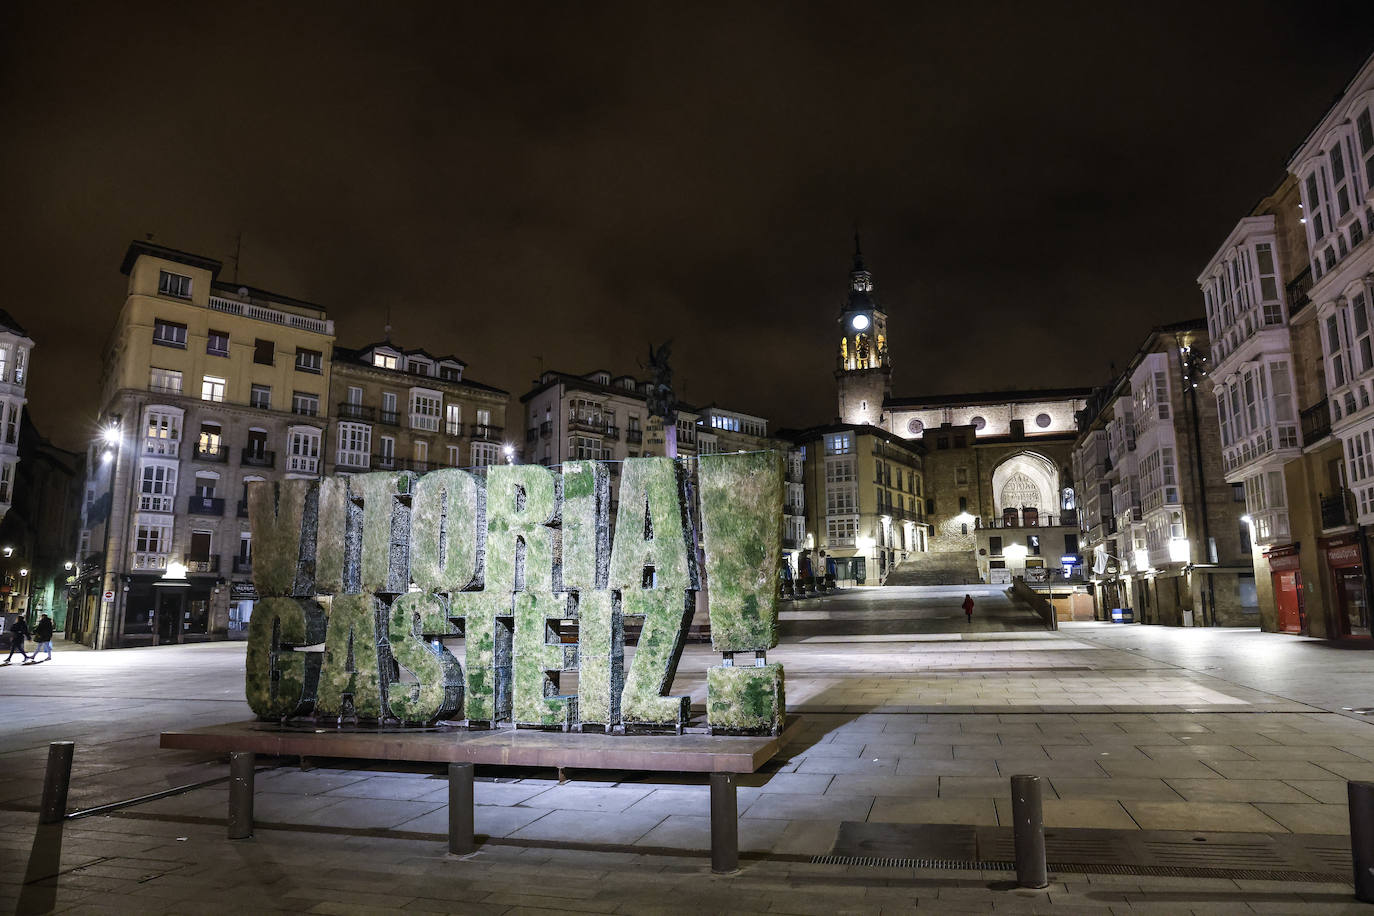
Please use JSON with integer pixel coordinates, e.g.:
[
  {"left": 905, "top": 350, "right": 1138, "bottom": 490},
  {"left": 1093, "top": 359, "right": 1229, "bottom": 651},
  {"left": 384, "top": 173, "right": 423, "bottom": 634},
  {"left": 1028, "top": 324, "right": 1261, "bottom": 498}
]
[{"left": 809, "top": 854, "right": 1348, "bottom": 883}]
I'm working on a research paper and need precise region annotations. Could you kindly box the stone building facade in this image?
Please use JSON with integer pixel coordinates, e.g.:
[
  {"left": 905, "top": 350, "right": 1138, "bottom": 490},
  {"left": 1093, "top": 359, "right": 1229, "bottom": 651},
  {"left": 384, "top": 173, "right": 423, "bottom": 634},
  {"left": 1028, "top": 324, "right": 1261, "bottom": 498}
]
[{"left": 0, "top": 311, "right": 34, "bottom": 526}]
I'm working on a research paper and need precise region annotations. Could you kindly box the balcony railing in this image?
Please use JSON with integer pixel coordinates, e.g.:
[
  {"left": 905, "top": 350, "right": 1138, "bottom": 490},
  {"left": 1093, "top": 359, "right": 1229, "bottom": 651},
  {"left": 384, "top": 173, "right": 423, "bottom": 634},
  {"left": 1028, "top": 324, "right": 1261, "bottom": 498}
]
[
  {"left": 540, "top": 421, "right": 553, "bottom": 438},
  {"left": 1321, "top": 490, "right": 1354, "bottom": 530},
  {"left": 337, "top": 402, "right": 375, "bottom": 421},
  {"left": 336, "top": 451, "right": 371, "bottom": 471},
  {"left": 1301, "top": 399, "right": 1331, "bottom": 444},
  {"left": 144, "top": 436, "right": 180, "bottom": 457},
  {"left": 784, "top": 502, "right": 804, "bottom": 515},
  {"left": 527, "top": 427, "right": 539, "bottom": 443},
  {"left": 604, "top": 425, "right": 620, "bottom": 441},
  {"left": 410, "top": 414, "right": 440, "bottom": 432},
  {"left": 232, "top": 556, "right": 252, "bottom": 573},
  {"left": 194, "top": 444, "right": 229, "bottom": 463},
  {"left": 241, "top": 448, "right": 275, "bottom": 468},
  {"left": 132, "top": 552, "right": 168, "bottom": 571},
  {"left": 446, "top": 421, "right": 463, "bottom": 437},
  {"left": 379, "top": 410, "right": 401, "bottom": 426},
  {"left": 975, "top": 513, "right": 1072, "bottom": 529},
  {"left": 188, "top": 495, "right": 225, "bottom": 516},
  {"left": 374, "top": 453, "right": 397, "bottom": 470},
  {"left": 470, "top": 424, "right": 502, "bottom": 441},
  {"left": 627, "top": 428, "right": 643, "bottom": 444},
  {"left": 207, "top": 295, "right": 333, "bottom": 335},
  {"left": 183, "top": 554, "right": 221, "bottom": 574},
  {"left": 568, "top": 416, "right": 606, "bottom": 435}
]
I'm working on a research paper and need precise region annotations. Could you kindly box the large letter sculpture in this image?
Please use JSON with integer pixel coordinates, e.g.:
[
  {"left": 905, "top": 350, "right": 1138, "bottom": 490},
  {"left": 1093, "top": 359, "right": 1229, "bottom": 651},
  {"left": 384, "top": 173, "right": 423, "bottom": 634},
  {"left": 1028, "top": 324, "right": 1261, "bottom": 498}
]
[{"left": 244, "top": 453, "right": 784, "bottom": 735}]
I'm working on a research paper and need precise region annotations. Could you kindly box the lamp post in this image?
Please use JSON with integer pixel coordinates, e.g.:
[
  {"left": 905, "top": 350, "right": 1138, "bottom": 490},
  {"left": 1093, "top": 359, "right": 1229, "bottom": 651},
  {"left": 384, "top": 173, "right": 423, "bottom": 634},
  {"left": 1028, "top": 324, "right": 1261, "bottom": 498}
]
[{"left": 94, "top": 417, "right": 125, "bottom": 650}]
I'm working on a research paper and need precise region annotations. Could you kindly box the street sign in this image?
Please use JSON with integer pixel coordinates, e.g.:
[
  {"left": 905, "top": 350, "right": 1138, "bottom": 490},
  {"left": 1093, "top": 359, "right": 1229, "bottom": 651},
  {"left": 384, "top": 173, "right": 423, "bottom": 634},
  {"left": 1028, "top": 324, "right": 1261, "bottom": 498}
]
[{"left": 103, "top": 590, "right": 114, "bottom": 601}]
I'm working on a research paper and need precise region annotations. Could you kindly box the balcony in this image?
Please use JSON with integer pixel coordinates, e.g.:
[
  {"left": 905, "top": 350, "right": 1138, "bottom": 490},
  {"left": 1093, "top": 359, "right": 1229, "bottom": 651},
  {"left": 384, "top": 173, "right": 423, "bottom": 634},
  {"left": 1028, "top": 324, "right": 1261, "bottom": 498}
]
[
  {"left": 241, "top": 448, "right": 275, "bottom": 468},
  {"left": 526, "top": 427, "right": 539, "bottom": 443},
  {"left": 287, "top": 456, "right": 319, "bottom": 474},
  {"left": 604, "top": 425, "right": 620, "bottom": 441},
  {"left": 446, "top": 421, "right": 463, "bottom": 437},
  {"left": 207, "top": 294, "right": 333, "bottom": 335},
  {"left": 1321, "top": 490, "right": 1354, "bottom": 530},
  {"left": 975, "top": 512, "right": 1074, "bottom": 529},
  {"left": 232, "top": 556, "right": 252, "bottom": 573},
  {"left": 337, "top": 402, "right": 375, "bottom": 421},
  {"left": 677, "top": 430, "right": 697, "bottom": 446},
  {"left": 410, "top": 414, "right": 440, "bottom": 432},
  {"left": 626, "top": 428, "right": 643, "bottom": 444},
  {"left": 785, "top": 466, "right": 803, "bottom": 483},
  {"left": 379, "top": 410, "right": 401, "bottom": 426},
  {"left": 784, "top": 502, "right": 804, "bottom": 516},
  {"left": 1301, "top": 399, "right": 1331, "bottom": 445},
  {"left": 568, "top": 416, "right": 607, "bottom": 435},
  {"left": 783, "top": 535, "right": 801, "bottom": 550},
  {"left": 183, "top": 554, "right": 221, "bottom": 574},
  {"left": 194, "top": 443, "right": 229, "bottom": 463},
  {"left": 541, "top": 421, "right": 553, "bottom": 438},
  {"left": 143, "top": 436, "right": 180, "bottom": 458},
  {"left": 373, "top": 453, "right": 397, "bottom": 471},
  {"left": 132, "top": 552, "right": 168, "bottom": 571},
  {"left": 336, "top": 451, "right": 371, "bottom": 471},
  {"left": 188, "top": 495, "right": 225, "bottom": 516},
  {"left": 470, "top": 424, "right": 502, "bottom": 441}
]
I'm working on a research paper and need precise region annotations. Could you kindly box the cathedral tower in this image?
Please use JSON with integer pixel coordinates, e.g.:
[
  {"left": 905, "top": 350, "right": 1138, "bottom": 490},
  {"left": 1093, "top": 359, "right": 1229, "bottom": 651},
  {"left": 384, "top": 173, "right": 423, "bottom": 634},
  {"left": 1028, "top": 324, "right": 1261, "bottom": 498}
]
[{"left": 835, "top": 236, "right": 891, "bottom": 426}]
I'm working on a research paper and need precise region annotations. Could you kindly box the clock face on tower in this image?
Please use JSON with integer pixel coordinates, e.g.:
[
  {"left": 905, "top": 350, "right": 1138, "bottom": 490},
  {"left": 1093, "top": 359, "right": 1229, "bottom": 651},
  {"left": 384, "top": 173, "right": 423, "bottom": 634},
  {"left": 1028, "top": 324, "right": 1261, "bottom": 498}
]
[{"left": 851, "top": 313, "right": 870, "bottom": 331}]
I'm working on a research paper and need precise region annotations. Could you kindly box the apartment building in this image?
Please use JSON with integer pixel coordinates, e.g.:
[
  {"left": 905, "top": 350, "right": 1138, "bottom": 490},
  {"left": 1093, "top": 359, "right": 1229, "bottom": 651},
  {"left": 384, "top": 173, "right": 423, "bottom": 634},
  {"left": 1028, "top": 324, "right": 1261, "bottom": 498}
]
[
  {"left": 327, "top": 342, "right": 511, "bottom": 476},
  {"left": 0, "top": 311, "right": 33, "bottom": 524},
  {"left": 789, "top": 423, "right": 925, "bottom": 585},
  {"left": 1073, "top": 320, "right": 1252, "bottom": 625},
  {"left": 75, "top": 241, "right": 336, "bottom": 648}
]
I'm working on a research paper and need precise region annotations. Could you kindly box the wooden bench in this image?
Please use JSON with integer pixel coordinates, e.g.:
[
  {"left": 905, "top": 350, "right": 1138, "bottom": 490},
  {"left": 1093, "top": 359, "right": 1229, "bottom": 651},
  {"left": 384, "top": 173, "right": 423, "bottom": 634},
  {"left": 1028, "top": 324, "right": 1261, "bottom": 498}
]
[{"left": 160, "top": 721, "right": 801, "bottom": 873}]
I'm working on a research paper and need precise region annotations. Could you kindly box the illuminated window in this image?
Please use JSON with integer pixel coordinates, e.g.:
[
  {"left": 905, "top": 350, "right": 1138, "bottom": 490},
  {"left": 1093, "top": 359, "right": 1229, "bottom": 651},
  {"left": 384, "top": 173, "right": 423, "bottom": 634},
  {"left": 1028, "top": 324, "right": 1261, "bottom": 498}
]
[{"left": 201, "top": 376, "right": 226, "bottom": 403}]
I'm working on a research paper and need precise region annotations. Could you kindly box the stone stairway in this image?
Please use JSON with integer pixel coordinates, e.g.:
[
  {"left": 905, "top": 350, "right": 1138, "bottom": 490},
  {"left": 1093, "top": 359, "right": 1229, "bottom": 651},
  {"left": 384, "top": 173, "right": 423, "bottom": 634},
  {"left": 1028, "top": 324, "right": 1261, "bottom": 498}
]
[{"left": 884, "top": 550, "right": 982, "bottom": 586}]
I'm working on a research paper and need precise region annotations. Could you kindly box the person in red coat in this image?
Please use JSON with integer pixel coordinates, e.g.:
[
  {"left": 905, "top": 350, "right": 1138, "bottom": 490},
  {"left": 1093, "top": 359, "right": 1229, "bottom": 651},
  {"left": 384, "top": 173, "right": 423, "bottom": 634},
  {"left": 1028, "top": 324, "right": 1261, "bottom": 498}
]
[{"left": 962, "top": 594, "right": 975, "bottom": 622}]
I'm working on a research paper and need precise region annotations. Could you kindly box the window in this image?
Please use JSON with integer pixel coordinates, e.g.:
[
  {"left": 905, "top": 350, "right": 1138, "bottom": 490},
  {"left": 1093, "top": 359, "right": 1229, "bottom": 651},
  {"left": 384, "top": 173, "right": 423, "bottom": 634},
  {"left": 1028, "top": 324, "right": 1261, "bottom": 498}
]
[
  {"left": 1359, "top": 109, "right": 1374, "bottom": 188},
  {"left": 295, "top": 348, "right": 322, "bottom": 373},
  {"left": 201, "top": 376, "right": 226, "bottom": 403},
  {"left": 440, "top": 364, "right": 461, "bottom": 381},
  {"left": 158, "top": 271, "right": 192, "bottom": 299},
  {"left": 826, "top": 484, "right": 857, "bottom": 513},
  {"left": 193, "top": 473, "right": 218, "bottom": 498},
  {"left": 471, "top": 442, "right": 499, "bottom": 466},
  {"left": 955, "top": 467, "right": 968, "bottom": 486},
  {"left": 1331, "top": 141, "right": 1352, "bottom": 218},
  {"left": 346, "top": 386, "right": 363, "bottom": 405},
  {"left": 381, "top": 392, "right": 398, "bottom": 423},
  {"left": 569, "top": 436, "right": 602, "bottom": 460},
  {"left": 413, "top": 440, "right": 429, "bottom": 470},
  {"left": 475, "top": 408, "right": 491, "bottom": 429},
  {"left": 205, "top": 329, "right": 230, "bottom": 356},
  {"left": 250, "top": 384, "right": 271, "bottom": 409},
  {"left": 292, "top": 391, "right": 319, "bottom": 416},
  {"left": 144, "top": 409, "right": 181, "bottom": 455},
  {"left": 826, "top": 516, "right": 857, "bottom": 547},
  {"left": 447, "top": 445, "right": 460, "bottom": 467},
  {"left": 379, "top": 436, "right": 395, "bottom": 468},
  {"left": 136, "top": 521, "right": 171, "bottom": 554},
  {"left": 197, "top": 422, "right": 223, "bottom": 457},
  {"left": 12, "top": 348, "right": 22, "bottom": 385},
  {"left": 254, "top": 338, "right": 274, "bottom": 365},
  {"left": 410, "top": 392, "right": 441, "bottom": 431},
  {"left": 989, "top": 536, "right": 1003, "bottom": 555},
  {"left": 287, "top": 428, "right": 321, "bottom": 474},
  {"left": 373, "top": 352, "right": 398, "bottom": 370},
  {"left": 153, "top": 319, "right": 187, "bottom": 348},
  {"left": 337, "top": 422, "right": 371, "bottom": 469},
  {"left": 148, "top": 368, "right": 184, "bottom": 397},
  {"left": 825, "top": 433, "right": 853, "bottom": 455},
  {"left": 139, "top": 464, "right": 177, "bottom": 512},
  {"left": 446, "top": 403, "right": 462, "bottom": 436}
]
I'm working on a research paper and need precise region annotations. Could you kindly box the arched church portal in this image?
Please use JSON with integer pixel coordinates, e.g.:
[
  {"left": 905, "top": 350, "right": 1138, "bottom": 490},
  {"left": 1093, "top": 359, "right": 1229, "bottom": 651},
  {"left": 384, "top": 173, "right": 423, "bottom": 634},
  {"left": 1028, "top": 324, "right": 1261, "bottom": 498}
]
[{"left": 991, "top": 452, "right": 1059, "bottom": 515}]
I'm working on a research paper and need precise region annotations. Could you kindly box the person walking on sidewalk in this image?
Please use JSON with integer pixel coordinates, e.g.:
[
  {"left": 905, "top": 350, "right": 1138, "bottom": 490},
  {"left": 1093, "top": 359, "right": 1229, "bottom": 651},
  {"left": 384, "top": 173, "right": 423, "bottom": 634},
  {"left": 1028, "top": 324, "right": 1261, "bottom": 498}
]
[
  {"left": 962, "top": 594, "right": 975, "bottom": 623},
  {"left": 4, "top": 613, "right": 31, "bottom": 664},
  {"left": 28, "top": 613, "right": 53, "bottom": 663}
]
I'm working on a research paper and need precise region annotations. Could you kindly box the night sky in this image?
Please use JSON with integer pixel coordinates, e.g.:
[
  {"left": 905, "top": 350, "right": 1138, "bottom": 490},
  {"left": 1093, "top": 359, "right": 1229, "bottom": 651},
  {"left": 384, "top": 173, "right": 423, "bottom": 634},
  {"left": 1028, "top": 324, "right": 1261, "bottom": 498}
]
[{"left": 3, "top": 2, "right": 1374, "bottom": 452}]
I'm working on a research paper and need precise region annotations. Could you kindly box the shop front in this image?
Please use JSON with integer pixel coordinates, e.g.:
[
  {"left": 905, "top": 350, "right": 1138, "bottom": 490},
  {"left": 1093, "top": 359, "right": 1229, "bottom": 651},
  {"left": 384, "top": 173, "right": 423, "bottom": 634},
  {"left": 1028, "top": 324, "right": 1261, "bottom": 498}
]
[
  {"left": 1320, "top": 534, "right": 1369, "bottom": 638},
  {"left": 1265, "top": 544, "right": 1305, "bottom": 634},
  {"left": 228, "top": 580, "right": 257, "bottom": 639},
  {"left": 121, "top": 573, "right": 215, "bottom": 646}
]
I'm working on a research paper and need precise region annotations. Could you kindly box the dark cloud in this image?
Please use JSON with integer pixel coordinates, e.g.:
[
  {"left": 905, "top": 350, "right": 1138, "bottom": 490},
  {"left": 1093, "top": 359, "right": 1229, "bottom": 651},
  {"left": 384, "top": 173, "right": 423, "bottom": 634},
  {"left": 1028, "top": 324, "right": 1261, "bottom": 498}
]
[{"left": 2, "top": 1, "right": 1373, "bottom": 448}]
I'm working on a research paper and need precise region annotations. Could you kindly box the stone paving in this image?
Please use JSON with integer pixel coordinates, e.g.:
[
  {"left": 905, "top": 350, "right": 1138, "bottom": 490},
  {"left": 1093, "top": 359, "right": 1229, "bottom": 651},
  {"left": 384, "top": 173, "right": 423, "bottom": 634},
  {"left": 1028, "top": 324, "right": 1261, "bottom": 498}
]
[{"left": 4, "top": 585, "right": 1374, "bottom": 912}]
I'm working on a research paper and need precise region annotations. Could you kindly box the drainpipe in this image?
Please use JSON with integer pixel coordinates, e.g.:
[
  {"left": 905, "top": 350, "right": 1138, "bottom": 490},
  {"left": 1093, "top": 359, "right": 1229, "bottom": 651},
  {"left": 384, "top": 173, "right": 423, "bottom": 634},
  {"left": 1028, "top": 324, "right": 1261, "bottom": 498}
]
[{"left": 1176, "top": 333, "right": 1213, "bottom": 625}]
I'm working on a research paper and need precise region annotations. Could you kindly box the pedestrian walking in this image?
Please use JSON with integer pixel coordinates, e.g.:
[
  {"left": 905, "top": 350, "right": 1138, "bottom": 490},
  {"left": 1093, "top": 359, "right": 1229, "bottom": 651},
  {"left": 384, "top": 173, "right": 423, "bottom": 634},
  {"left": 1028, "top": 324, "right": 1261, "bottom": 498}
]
[
  {"left": 962, "top": 594, "right": 975, "bottom": 623},
  {"left": 29, "top": 613, "right": 53, "bottom": 663},
  {"left": 3, "top": 613, "right": 31, "bottom": 664}
]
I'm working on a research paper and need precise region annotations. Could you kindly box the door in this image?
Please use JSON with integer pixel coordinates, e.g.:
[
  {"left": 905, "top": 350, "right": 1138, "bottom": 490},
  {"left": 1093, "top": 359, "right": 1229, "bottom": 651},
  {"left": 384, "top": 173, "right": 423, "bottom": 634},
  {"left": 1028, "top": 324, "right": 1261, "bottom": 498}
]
[
  {"left": 1337, "top": 567, "right": 1370, "bottom": 637},
  {"left": 1273, "top": 571, "right": 1304, "bottom": 634},
  {"left": 157, "top": 591, "right": 182, "bottom": 644},
  {"left": 189, "top": 531, "right": 212, "bottom": 562}
]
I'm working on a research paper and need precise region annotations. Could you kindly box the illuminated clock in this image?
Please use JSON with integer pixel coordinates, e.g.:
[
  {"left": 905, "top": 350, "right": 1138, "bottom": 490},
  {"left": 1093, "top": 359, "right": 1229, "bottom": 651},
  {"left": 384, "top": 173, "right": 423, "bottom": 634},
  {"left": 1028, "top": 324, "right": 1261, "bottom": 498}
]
[{"left": 851, "top": 313, "right": 870, "bottom": 331}]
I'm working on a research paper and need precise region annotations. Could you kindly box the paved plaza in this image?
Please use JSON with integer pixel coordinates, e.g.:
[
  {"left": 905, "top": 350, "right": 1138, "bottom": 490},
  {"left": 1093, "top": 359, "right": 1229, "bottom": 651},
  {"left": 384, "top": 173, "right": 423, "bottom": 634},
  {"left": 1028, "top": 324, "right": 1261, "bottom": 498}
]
[{"left": 4, "top": 584, "right": 1374, "bottom": 912}]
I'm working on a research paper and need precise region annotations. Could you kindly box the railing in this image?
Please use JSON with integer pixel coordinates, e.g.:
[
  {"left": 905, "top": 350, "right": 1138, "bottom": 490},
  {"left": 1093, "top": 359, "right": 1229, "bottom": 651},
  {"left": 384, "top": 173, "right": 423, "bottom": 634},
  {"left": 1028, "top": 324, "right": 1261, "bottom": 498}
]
[
  {"left": 568, "top": 416, "right": 607, "bottom": 435},
  {"left": 241, "top": 448, "right": 274, "bottom": 468},
  {"left": 626, "top": 428, "right": 642, "bottom": 444},
  {"left": 604, "top": 425, "right": 620, "bottom": 441},
  {"left": 183, "top": 554, "right": 220, "bottom": 574},
  {"left": 1301, "top": 399, "right": 1332, "bottom": 444},
  {"left": 207, "top": 295, "right": 333, "bottom": 335},
  {"left": 337, "top": 402, "right": 375, "bottom": 421},
  {"left": 410, "top": 414, "right": 439, "bottom": 432},
  {"left": 232, "top": 556, "right": 252, "bottom": 573},
  {"left": 188, "top": 495, "right": 225, "bottom": 516},
  {"left": 194, "top": 444, "right": 229, "bottom": 463},
  {"left": 526, "top": 428, "right": 539, "bottom": 443},
  {"left": 785, "top": 468, "right": 803, "bottom": 483},
  {"left": 784, "top": 503, "right": 804, "bottom": 516},
  {"left": 470, "top": 424, "right": 502, "bottom": 441},
  {"left": 975, "top": 513, "right": 1072, "bottom": 529},
  {"left": 374, "top": 453, "right": 396, "bottom": 470},
  {"left": 379, "top": 410, "right": 401, "bottom": 426},
  {"left": 541, "top": 421, "right": 553, "bottom": 438},
  {"left": 144, "top": 436, "right": 180, "bottom": 457},
  {"left": 446, "top": 421, "right": 463, "bottom": 437},
  {"left": 132, "top": 552, "right": 168, "bottom": 571},
  {"left": 677, "top": 430, "right": 697, "bottom": 445},
  {"left": 1321, "top": 490, "right": 1353, "bottom": 529}
]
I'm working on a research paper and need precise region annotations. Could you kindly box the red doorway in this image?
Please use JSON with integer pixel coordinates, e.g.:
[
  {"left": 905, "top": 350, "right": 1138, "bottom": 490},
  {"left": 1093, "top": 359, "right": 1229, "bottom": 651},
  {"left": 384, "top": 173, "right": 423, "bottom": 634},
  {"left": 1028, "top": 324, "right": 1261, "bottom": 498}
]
[{"left": 1265, "top": 545, "right": 1304, "bottom": 635}]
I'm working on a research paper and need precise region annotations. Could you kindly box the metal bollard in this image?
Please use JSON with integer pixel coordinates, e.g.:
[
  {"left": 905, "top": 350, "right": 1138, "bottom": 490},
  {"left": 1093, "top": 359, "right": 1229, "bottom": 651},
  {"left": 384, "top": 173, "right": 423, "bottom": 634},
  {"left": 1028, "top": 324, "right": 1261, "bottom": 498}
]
[
  {"left": 710, "top": 772, "right": 739, "bottom": 875},
  {"left": 1350, "top": 781, "right": 1374, "bottom": 901},
  {"left": 449, "top": 763, "right": 475, "bottom": 856},
  {"left": 1011, "top": 774, "right": 1048, "bottom": 889},
  {"left": 227, "top": 751, "right": 255, "bottom": 839},
  {"left": 39, "top": 741, "right": 75, "bottom": 824}
]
